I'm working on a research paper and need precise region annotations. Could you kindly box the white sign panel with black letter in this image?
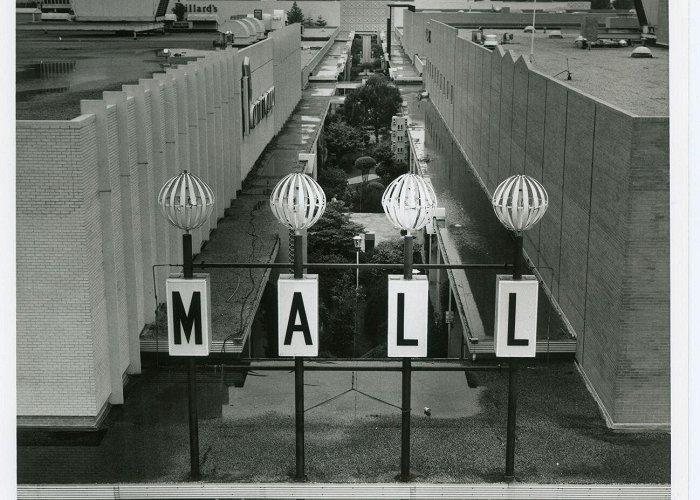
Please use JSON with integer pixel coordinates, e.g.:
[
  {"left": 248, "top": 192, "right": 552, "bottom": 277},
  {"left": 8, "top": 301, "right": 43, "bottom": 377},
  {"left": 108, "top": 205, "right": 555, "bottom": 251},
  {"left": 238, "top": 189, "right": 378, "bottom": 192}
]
[
  {"left": 278, "top": 275, "right": 319, "bottom": 357},
  {"left": 387, "top": 275, "right": 429, "bottom": 358},
  {"left": 166, "top": 274, "right": 212, "bottom": 356},
  {"left": 494, "top": 275, "right": 539, "bottom": 358}
]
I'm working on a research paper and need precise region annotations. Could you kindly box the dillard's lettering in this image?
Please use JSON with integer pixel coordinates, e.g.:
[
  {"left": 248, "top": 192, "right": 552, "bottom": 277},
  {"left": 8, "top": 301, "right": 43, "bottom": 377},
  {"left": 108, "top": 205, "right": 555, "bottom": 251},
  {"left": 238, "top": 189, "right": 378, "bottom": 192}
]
[
  {"left": 186, "top": 4, "right": 218, "bottom": 13},
  {"left": 284, "top": 292, "right": 312, "bottom": 345},
  {"left": 172, "top": 291, "right": 203, "bottom": 345},
  {"left": 507, "top": 292, "right": 528, "bottom": 346},
  {"left": 396, "top": 293, "right": 418, "bottom": 346}
]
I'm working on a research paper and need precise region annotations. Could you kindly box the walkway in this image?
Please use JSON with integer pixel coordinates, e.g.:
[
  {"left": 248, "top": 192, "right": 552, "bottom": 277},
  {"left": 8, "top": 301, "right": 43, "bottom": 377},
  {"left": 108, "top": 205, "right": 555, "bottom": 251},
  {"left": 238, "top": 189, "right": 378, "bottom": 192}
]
[{"left": 141, "top": 43, "right": 343, "bottom": 354}]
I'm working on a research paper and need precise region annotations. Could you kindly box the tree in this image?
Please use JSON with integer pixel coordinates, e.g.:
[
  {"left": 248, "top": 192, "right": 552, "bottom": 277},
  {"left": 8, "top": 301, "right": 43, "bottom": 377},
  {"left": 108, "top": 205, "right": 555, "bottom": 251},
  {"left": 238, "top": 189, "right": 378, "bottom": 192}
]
[
  {"left": 287, "top": 1, "right": 304, "bottom": 24},
  {"left": 324, "top": 120, "right": 366, "bottom": 160},
  {"left": 354, "top": 156, "right": 376, "bottom": 180},
  {"left": 307, "top": 201, "right": 365, "bottom": 262},
  {"left": 343, "top": 75, "right": 403, "bottom": 143},
  {"left": 306, "top": 202, "right": 367, "bottom": 357},
  {"left": 318, "top": 166, "right": 349, "bottom": 201},
  {"left": 315, "top": 15, "right": 327, "bottom": 28},
  {"left": 171, "top": 2, "right": 186, "bottom": 21},
  {"left": 362, "top": 239, "right": 423, "bottom": 342},
  {"left": 375, "top": 159, "right": 408, "bottom": 186}
]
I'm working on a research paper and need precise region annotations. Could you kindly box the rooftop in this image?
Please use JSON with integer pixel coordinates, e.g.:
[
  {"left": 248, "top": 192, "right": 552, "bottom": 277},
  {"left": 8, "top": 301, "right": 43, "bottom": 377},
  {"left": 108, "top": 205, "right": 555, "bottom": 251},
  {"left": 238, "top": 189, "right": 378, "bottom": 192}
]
[{"left": 457, "top": 29, "right": 668, "bottom": 117}]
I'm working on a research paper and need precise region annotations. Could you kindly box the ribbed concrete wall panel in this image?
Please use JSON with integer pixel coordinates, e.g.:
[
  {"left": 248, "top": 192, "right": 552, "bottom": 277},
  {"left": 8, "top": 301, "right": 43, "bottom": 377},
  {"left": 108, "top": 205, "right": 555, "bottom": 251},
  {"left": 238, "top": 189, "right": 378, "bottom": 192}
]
[
  {"left": 617, "top": 117, "right": 670, "bottom": 424},
  {"left": 16, "top": 25, "right": 302, "bottom": 426},
  {"left": 538, "top": 82, "right": 568, "bottom": 300}
]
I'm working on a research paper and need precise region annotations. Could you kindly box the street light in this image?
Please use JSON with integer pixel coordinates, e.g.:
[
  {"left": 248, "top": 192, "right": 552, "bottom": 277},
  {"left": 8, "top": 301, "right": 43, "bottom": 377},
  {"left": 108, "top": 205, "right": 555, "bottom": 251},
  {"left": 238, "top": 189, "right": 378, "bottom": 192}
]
[
  {"left": 353, "top": 234, "right": 363, "bottom": 291},
  {"left": 381, "top": 173, "right": 437, "bottom": 482},
  {"left": 157, "top": 170, "right": 215, "bottom": 480},
  {"left": 491, "top": 174, "right": 548, "bottom": 481},
  {"left": 269, "top": 171, "right": 326, "bottom": 481}
]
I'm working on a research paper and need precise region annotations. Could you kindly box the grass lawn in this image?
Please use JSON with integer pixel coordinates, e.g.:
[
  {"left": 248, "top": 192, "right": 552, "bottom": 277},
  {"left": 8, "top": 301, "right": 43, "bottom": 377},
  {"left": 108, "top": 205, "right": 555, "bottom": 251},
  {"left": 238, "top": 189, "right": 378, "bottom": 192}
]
[{"left": 17, "top": 359, "right": 670, "bottom": 484}]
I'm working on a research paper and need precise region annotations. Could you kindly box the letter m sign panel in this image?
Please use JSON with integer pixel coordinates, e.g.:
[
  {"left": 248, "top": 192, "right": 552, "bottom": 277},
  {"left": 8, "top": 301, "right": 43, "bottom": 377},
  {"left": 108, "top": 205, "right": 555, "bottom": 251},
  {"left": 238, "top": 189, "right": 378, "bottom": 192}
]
[
  {"left": 166, "top": 275, "right": 212, "bottom": 356},
  {"left": 493, "top": 275, "right": 538, "bottom": 358}
]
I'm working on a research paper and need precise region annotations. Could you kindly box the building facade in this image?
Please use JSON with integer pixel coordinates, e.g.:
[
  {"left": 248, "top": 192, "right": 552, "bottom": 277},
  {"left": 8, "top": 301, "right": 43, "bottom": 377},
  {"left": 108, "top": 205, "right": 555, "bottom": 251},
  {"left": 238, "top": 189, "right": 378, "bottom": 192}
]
[
  {"left": 390, "top": 115, "right": 408, "bottom": 163},
  {"left": 16, "top": 24, "right": 302, "bottom": 428},
  {"left": 400, "top": 11, "right": 669, "bottom": 430}
]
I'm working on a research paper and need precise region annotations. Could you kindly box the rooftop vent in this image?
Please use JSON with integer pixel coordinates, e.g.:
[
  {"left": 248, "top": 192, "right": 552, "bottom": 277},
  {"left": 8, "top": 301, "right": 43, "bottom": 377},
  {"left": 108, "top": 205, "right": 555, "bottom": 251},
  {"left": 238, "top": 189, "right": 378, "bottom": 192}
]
[{"left": 630, "top": 46, "right": 653, "bottom": 58}]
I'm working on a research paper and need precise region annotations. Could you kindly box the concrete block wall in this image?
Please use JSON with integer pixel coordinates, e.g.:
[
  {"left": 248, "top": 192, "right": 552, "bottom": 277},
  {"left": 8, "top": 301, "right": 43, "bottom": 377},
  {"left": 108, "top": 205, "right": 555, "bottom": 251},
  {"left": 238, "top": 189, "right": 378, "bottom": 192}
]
[
  {"left": 16, "top": 25, "right": 303, "bottom": 427},
  {"left": 414, "top": 18, "right": 669, "bottom": 428}
]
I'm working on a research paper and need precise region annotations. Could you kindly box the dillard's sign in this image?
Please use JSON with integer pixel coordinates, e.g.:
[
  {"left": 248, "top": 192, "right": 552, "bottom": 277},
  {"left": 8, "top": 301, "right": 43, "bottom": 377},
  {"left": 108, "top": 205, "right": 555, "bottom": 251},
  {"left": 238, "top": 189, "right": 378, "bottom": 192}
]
[{"left": 184, "top": 4, "right": 218, "bottom": 13}]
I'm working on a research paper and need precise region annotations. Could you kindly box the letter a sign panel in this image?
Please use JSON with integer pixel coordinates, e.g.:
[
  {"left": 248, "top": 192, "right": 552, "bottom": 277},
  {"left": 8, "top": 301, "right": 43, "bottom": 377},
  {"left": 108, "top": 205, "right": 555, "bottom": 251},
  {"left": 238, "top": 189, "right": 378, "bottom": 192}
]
[
  {"left": 166, "top": 274, "right": 212, "bottom": 356},
  {"left": 494, "top": 275, "right": 538, "bottom": 358},
  {"left": 387, "top": 275, "right": 429, "bottom": 358},
  {"left": 278, "top": 275, "right": 319, "bottom": 357}
]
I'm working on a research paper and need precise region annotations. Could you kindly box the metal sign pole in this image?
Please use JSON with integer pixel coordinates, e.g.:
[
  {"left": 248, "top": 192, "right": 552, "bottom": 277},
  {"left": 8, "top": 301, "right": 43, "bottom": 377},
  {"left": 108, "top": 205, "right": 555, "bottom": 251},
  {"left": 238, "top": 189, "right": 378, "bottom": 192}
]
[
  {"left": 504, "top": 234, "right": 523, "bottom": 482},
  {"left": 400, "top": 233, "right": 413, "bottom": 482},
  {"left": 293, "top": 232, "right": 306, "bottom": 481},
  {"left": 183, "top": 232, "right": 200, "bottom": 481}
]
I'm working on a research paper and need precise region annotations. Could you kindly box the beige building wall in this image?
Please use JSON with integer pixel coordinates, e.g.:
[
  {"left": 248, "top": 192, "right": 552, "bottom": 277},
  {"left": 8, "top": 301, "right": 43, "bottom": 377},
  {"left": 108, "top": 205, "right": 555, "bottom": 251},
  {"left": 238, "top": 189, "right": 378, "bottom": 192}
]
[
  {"left": 406, "top": 15, "right": 669, "bottom": 429},
  {"left": 71, "top": 0, "right": 164, "bottom": 21},
  {"left": 16, "top": 24, "right": 302, "bottom": 428}
]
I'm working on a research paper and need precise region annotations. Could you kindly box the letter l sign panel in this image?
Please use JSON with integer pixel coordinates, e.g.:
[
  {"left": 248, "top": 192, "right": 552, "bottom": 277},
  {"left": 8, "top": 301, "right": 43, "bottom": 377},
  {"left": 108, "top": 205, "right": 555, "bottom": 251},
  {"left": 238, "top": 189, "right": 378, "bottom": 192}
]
[
  {"left": 278, "top": 274, "right": 319, "bottom": 357},
  {"left": 387, "top": 275, "right": 429, "bottom": 358},
  {"left": 166, "top": 275, "right": 212, "bottom": 356},
  {"left": 493, "top": 275, "right": 539, "bottom": 357}
]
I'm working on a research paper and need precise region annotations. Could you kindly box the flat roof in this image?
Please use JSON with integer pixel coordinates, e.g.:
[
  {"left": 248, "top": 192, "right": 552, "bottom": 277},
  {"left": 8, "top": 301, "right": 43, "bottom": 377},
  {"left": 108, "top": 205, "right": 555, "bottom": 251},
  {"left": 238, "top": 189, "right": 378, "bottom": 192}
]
[
  {"left": 17, "top": 22, "right": 164, "bottom": 33},
  {"left": 457, "top": 29, "right": 668, "bottom": 117}
]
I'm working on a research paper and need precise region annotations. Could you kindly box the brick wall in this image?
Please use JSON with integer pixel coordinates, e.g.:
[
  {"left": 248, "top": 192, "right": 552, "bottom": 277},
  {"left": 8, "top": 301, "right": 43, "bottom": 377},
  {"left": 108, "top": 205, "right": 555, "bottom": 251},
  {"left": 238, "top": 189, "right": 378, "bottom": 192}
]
[
  {"left": 16, "top": 117, "right": 101, "bottom": 419},
  {"left": 410, "top": 17, "right": 669, "bottom": 428},
  {"left": 16, "top": 25, "right": 303, "bottom": 427}
]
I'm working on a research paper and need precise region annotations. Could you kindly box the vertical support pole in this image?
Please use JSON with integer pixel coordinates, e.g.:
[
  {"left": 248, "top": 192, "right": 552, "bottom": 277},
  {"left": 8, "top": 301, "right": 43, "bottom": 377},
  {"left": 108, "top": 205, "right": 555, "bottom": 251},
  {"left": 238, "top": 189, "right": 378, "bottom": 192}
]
[
  {"left": 295, "top": 356, "right": 305, "bottom": 481},
  {"left": 403, "top": 234, "right": 413, "bottom": 280},
  {"left": 183, "top": 232, "right": 200, "bottom": 481},
  {"left": 183, "top": 233, "right": 193, "bottom": 279},
  {"left": 188, "top": 357, "right": 200, "bottom": 480},
  {"left": 293, "top": 231, "right": 306, "bottom": 481},
  {"left": 504, "top": 233, "right": 523, "bottom": 482},
  {"left": 386, "top": 14, "right": 392, "bottom": 61},
  {"left": 400, "top": 233, "right": 412, "bottom": 482},
  {"left": 530, "top": 0, "right": 537, "bottom": 62}
]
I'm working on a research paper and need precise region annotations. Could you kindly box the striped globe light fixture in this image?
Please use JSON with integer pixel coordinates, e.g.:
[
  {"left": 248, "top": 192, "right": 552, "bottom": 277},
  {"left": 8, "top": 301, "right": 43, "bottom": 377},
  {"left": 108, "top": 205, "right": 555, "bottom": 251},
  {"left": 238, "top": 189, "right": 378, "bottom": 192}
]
[
  {"left": 158, "top": 170, "right": 216, "bottom": 233},
  {"left": 381, "top": 173, "right": 438, "bottom": 234},
  {"left": 491, "top": 174, "right": 548, "bottom": 234},
  {"left": 157, "top": 170, "right": 215, "bottom": 279},
  {"left": 269, "top": 172, "right": 326, "bottom": 234}
]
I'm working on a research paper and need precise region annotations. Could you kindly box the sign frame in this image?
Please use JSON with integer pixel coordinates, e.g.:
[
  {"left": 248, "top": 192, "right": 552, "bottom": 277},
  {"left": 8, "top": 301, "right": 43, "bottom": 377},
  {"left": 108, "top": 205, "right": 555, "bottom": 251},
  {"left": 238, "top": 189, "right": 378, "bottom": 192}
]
[
  {"left": 493, "top": 275, "right": 539, "bottom": 358},
  {"left": 387, "top": 275, "right": 429, "bottom": 358},
  {"left": 278, "top": 274, "right": 319, "bottom": 357},
  {"left": 166, "top": 273, "right": 212, "bottom": 357}
]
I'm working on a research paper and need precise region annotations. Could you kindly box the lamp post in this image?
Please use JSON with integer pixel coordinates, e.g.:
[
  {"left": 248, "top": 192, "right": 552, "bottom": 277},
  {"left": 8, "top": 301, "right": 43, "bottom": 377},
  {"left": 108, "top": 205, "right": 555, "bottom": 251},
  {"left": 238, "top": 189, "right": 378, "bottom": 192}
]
[
  {"left": 381, "top": 173, "right": 437, "bottom": 482},
  {"left": 353, "top": 235, "right": 363, "bottom": 290},
  {"left": 269, "top": 171, "right": 326, "bottom": 481},
  {"left": 157, "top": 170, "right": 215, "bottom": 481},
  {"left": 491, "top": 174, "right": 548, "bottom": 482}
]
